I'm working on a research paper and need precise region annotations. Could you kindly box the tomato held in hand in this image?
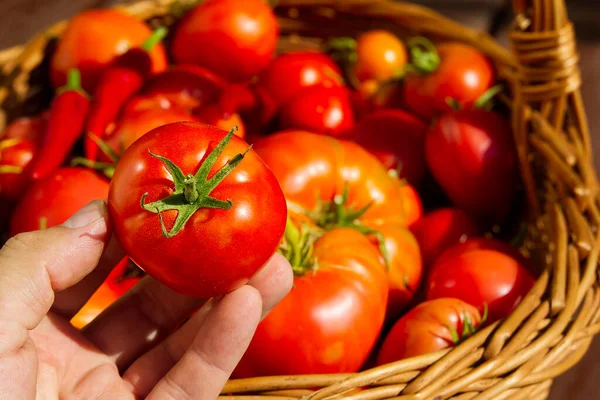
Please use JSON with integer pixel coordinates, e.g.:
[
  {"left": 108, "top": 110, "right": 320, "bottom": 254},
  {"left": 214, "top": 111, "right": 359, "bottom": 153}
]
[
  {"left": 352, "top": 109, "right": 427, "bottom": 186},
  {"left": 235, "top": 226, "right": 389, "bottom": 376},
  {"left": 71, "top": 257, "right": 142, "bottom": 329},
  {"left": 403, "top": 40, "right": 494, "bottom": 120},
  {"left": 51, "top": 9, "right": 167, "bottom": 92},
  {"left": 353, "top": 30, "right": 407, "bottom": 84},
  {"left": 171, "top": 0, "right": 278, "bottom": 82},
  {"left": 108, "top": 122, "right": 287, "bottom": 298},
  {"left": 258, "top": 51, "right": 344, "bottom": 106},
  {"left": 377, "top": 298, "right": 481, "bottom": 364},
  {"left": 425, "top": 110, "right": 517, "bottom": 221},
  {"left": 279, "top": 86, "right": 355, "bottom": 137},
  {"left": 410, "top": 207, "right": 479, "bottom": 267},
  {"left": 427, "top": 238, "right": 535, "bottom": 323},
  {"left": 10, "top": 168, "right": 109, "bottom": 235}
]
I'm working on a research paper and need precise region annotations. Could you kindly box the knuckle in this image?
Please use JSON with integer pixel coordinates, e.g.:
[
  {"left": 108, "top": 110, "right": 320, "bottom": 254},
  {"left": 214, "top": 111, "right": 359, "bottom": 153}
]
[{"left": 160, "top": 373, "right": 195, "bottom": 400}]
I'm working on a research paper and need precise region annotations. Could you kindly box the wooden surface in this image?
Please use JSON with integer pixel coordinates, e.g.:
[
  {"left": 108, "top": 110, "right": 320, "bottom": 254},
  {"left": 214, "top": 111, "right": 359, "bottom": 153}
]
[{"left": 1, "top": 1, "right": 599, "bottom": 399}]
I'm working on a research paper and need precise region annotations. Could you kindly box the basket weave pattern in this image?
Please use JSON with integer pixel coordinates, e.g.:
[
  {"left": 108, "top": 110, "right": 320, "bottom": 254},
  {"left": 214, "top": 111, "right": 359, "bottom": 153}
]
[{"left": 1, "top": 0, "right": 599, "bottom": 399}]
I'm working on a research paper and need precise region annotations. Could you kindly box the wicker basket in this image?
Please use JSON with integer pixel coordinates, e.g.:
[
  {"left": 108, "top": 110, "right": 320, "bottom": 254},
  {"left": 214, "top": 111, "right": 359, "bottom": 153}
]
[{"left": 1, "top": 0, "right": 599, "bottom": 398}]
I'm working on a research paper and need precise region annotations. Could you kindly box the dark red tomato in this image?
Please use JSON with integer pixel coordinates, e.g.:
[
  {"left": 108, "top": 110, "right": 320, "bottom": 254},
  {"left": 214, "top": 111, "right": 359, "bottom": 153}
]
[
  {"left": 279, "top": 86, "right": 355, "bottom": 137},
  {"left": 410, "top": 207, "right": 479, "bottom": 267},
  {"left": 0, "top": 139, "right": 37, "bottom": 205},
  {"left": 235, "top": 227, "right": 389, "bottom": 376},
  {"left": 404, "top": 42, "right": 494, "bottom": 120},
  {"left": 427, "top": 238, "right": 535, "bottom": 323},
  {"left": 352, "top": 109, "right": 427, "bottom": 186},
  {"left": 171, "top": 0, "right": 279, "bottom": 82},
  {"left": 10, "top": 168, "right": 109, "bottom": 235},
  {"left": 108, "top": 122, "right": 287, "bottom": 298},
  {"left": 195, "top": 104, "right": 246, "bottom": 140},
  {"left": 142, "top": 65, "right": 227, "bottom": 112},
  {"left": 425, "top": 110, "right": 517, "bottom": 221},
  {"left": 219, "top": 83, "right": 278, "bottom": 134},
  {"left": 258, "top": 51, "right": 344, "bottom": 106},
  {"left": 399, "top": 183, "right": 423, "bottom": 228},
  {"left": 71, "top": 257, "right": 142, "bottom": 329},
  {"left": 377, "top": 298, "right": 481, "bottom": 364},
  {"left": 50, "top": 9, "right": 167, "bottom": 93},
  {"left": 1, "top": 113, "right": 48, "bottom": 142},
  {"left": 102, "top": 107, "right": 199, "bottom": 161}
]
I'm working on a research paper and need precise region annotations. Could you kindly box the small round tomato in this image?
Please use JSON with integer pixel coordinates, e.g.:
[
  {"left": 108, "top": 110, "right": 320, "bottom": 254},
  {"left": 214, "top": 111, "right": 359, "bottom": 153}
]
[
  {"left": 219, "top": 83, "right": 278, "bottom": 134},
  {"left": 352, "top": 109, "right": 427, "bottom": 186},
  {"left": 399, "top": 183, "right": 423, "bottom": 227},
  {"left": 353, "top": 30, "right": 407, "bottom": 84},
  {"left": 404, "top": 41, "right": 494, "bottom": 120},
  {"left": 410, "top": 207, "right": 479, "bottom": 267},
  {"left": 171, "top": 0, "right": 278, "bottom": 82},
  {"left": 425, "top": 110, "right": 517, "bottom": 221},
  {"left": 1, "top": 113, "right": 48, "bottom": 142},
  {"left": 235, "top": 226, "right": 388, "bottom": 376},
  {"left": 142, "top": 65, "right": 227, "bottom": 112},
  {"left": 195, "top": 104, "right": 246, "bottom": 140},
  {"left": 108, "top": 122, "right": 287, "bottom": 298},
  {"left": 427, "top": 238, "right": 535, "bottom": 323},
  {"left": 279, "top": 86, "right": 355, "bottom": 137},
  {"left": 10, "top": 168, "right": 109, "bottom": 235},
  {"left": 377, "top": 298, "right": 481, "bottom": 364},
  {"left": 0, "top": 139, "right": 36, "bottom": 205},
  {"left": 51, "top": 9, "right": 167, "bottom": 92},
  {"left": 258, "top": 51, "right": 344, "bottom": 106}
]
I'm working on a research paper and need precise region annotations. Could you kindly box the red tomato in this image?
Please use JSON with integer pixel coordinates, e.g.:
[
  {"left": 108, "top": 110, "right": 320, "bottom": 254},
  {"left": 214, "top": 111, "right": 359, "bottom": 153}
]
[
  {"left": 404, "top": 42, "right": 494, "bottom": 120},
  {"left": 1, "top": 113, "right": 48, "bottom": 142},
  {"left": 258, "top": 51, "right": 344, "bottom": 106},
  {"left": 71, "top": 257, "right": 142, "bottom": 328},
  {"left": 50, "top": 9, "right": 167, "bottom": 92},
  {"left": 235, "top": 227, "right": 388, "bottom": 376},
  {"left": 10, "top": 168, "right": 109, "bottom": 235},
  {"left": 122, "top": 94, "right": 175, "bottom": 116},
  {"left": 425, "top": 110, "right": 517, "bottom": 221},
  {"left": 108, "top": 122, "right": 287, "bottom": 298},
  {"left": 0, "top": 139, "right": 36, "bottom": 205},
  {"left": 377, "top": 298, "right": 481, "bottom": 364},
  {"left": 352, "top": 109, "right": 427, "bottom": 186},
  {"left": 354, "top": 30, "right": 407, "bottom": 83},
  {"left": 102, "top": 107, "right": 199, "bottom": 161},
  {"left": 195, "top": 104, "right": 246, "bottom": 140},
  {"left": 427, "top": 238, "right": 535, "bottom": 323},
  {"left": 279, "top": 86, "right": 355, "bottom": 137},
  {"left": 171, "top": 0, "right": 278, "bottom": 82},
  {"left": 219, "top": 83, "right": 278, "bottom": 134},
  {"left": 410, "top": 207, "right": 479, "bottom": 267},
  {"left": 399, "top": 183, "right": 423, "bottom": 227},
  {"left": 142, "top": 65, "right": 227, "bottom": 112}
]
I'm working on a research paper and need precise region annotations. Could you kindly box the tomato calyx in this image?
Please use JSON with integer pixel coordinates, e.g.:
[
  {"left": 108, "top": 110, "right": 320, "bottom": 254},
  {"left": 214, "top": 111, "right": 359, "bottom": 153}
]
[
  {"left": 406, "top": 36, "right": 440, "bottom": 75},
  {"left": 71, "top": 133, "right": 119, "bottom": 179},
  {"left": 279, "top": 216, "right": 320, "bottom": 276},
  {"left": 141, "top": 27, "right": 168, "bottom": 52},
  {"left": 140, "top": 126, "right": 250, "bottom": 238},
  {"left": 445, "top": 84, "right": 504, "bottom": 113},
  {"left": 446, "top": 304, "right": 488, "bottom": 345}
]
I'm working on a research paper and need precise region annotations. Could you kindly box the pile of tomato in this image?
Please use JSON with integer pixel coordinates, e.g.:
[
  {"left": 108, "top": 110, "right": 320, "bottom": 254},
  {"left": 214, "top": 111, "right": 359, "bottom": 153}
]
[{"left": 0, "top": 0, "right": 537, "bottom": 376}]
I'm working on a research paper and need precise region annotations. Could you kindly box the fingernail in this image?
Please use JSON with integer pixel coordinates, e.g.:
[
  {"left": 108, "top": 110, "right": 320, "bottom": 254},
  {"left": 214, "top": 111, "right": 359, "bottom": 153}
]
[{"left": 62, "top": 200, "right": 108, "bottom": 229}]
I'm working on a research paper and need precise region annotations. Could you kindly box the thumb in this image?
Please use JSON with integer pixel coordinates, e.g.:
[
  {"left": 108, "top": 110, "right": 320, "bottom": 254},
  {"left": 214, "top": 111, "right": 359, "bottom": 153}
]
[{"left": 0, "top": 200, "right": 111, "bottom": 331}]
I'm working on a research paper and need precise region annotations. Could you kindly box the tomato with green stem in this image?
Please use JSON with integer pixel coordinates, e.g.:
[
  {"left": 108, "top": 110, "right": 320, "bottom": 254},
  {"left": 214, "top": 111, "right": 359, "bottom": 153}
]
[
  {"left": 108, "top": 122, "right": 287, "bottom": 298},
  {"left": 377, "top": 298, "right": 483, "bottom": 364},
  {"left": 234, "top": 222, "right": 389, "bottom": 376}
]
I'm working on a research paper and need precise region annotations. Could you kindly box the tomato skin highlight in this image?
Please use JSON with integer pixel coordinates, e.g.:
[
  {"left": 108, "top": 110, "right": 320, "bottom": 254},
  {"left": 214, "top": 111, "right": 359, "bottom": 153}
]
[
  {"left": 10, "top": 168, "right": 109, "bottom": 235},
  {"left": 377, "top": 298, "right": 481, "bottom": 364},
  {"left": 425, "top": 110, "right": 517, "bottom": 221},
  {"left": 353, "top": 30, "right": 407, "bottom": 84},
  {"left": 235, "top": 228, "right": 389, "bottom": 376},
  {"left": 50, "top": 9, "right": 167, "bottom": 92},
  {"left": 171, "top": 0, "right": 279, "bottom": 82},
  {"left": 403, "top": 42, "right": 494, "bottom": 120},
  {"left": 399, "top": 183, "right": 423, "bottom": 227},
  {"left": 108, "top": 122, "right": 287, "bottom": 298},
  {"left": 426, "top": 238, "right": 535, "bottom": 324}
]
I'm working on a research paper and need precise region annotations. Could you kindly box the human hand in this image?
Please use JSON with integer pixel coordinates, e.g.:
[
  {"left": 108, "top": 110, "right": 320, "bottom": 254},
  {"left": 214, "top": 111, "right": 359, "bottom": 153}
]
[{"left": 0, "top": 200, "right": 293, "bottom": 399}]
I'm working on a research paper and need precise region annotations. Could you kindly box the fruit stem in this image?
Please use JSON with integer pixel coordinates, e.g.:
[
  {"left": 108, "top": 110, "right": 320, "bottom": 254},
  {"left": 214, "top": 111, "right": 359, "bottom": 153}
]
[
  {"left": 57, "top": 68, "right": 87, "bottom": 97},
  {"left": 474, "top": 84, "right": 504, "bottom": 110},
  {"left": 0, "top": 165, "right": 23, "bottom": 174},
  {"left": 141, "top": 27, "right": 168, "bottom": 52},
  {"left": 70, "top": 157, "right": 115, "bottom": 179},
  {"left": 407, "top": 36, "right": 440, "bottom": 74}
]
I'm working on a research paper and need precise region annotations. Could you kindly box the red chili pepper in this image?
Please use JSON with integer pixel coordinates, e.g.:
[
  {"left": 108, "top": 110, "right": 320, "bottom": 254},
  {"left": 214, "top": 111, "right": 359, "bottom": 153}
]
[
  {"left": 28, "top": 69, "right": 90, "bottom": 181},
  {"left": 84, "top": 27, "right": 168, "bottom": 161}
]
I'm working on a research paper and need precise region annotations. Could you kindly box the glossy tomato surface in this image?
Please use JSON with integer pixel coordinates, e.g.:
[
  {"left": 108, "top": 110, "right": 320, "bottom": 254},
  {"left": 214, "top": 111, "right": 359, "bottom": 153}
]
[
  {"left": 399, "top": 183, "right": 423, "bottom": 227},
  {"left": 10, "top": 168, "right": 109, "bottom": 235},
  {"left": 235, "top": 228, "right": 388, "bottom": 376},
  {"left": 50, "top": 9, "right": 167, "bottom": 92},
  {"left": 0, "top": 139, "right": 37, "bottom": 205},
  {"left": 354, "top": 30, "right": 407, "bottom": 83},
  {"left": 377, "top": 298, "right": 481, "bottom": 364},
  {"left": 171, "top": 0, "right": 278, "bottom": 82},
  {"left": 427, "top": 238, "right": 535, "bottom": 323},
  {"left": 195, "top": 104, "right": 246, "bottom": 140},
  {"left": 108, "top": 122, "right": 287, "bottom": 298},
  {"left": 425, "top": 110, "right": 517, "bottom": 221},
  {"left": 404, "top": 42, "right": 494, "bottom": 120}
]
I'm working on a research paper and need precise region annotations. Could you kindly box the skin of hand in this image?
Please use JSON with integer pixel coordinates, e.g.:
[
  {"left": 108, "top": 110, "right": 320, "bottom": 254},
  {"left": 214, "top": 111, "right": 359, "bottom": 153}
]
[{"left": 0, "top": 200, "right": 293, "bottom": 399}]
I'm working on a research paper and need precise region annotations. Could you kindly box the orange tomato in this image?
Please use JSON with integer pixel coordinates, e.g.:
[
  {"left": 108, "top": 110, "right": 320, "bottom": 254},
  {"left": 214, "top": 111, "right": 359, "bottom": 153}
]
[{"left": 354, "top": 30, "right": 407, "bottom": 83}]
